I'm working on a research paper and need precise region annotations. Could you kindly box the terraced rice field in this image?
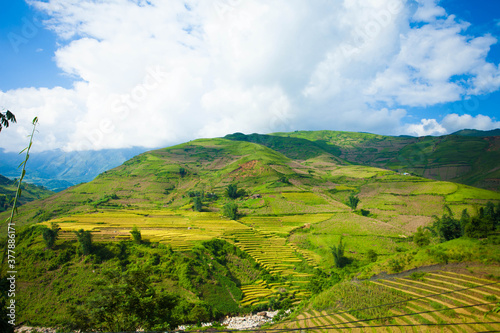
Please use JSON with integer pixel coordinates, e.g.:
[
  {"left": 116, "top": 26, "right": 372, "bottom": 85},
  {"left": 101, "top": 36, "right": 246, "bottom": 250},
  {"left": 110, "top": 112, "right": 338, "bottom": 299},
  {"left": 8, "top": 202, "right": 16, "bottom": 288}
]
[
  {"left": 240, "top": 280, "right": 311, "bottom": 307},
  {"left": 270, "top": 271, "right": 500, "bottom": 332},
  {"left": 223, "top": 229, "right": 314, "bottom": 278},
  {"left": 44, "top": 209, "right": 250, "bottom": 251},
  {"left": 240, "top": 213, "right": 333, "bottom": 235}
]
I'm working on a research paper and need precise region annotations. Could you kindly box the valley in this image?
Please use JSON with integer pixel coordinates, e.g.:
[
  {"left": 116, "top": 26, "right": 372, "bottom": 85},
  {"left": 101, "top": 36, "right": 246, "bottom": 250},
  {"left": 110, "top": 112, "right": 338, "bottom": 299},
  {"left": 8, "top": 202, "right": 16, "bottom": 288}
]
[{"left": 0, "top": 130, "right": 499, "bottom": 332}]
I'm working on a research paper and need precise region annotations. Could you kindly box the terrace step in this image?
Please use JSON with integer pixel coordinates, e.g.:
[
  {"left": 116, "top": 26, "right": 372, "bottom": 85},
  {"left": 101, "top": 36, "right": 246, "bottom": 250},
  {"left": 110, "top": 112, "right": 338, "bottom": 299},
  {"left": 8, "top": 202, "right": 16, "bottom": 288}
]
[{"left": 376, "top": 279, "right": 490, "bottom": 313}]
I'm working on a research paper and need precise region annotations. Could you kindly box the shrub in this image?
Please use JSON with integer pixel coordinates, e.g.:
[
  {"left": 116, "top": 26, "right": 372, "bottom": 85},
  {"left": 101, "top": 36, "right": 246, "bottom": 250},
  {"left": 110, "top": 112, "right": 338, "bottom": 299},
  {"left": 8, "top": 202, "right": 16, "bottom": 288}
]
[
  {"left": 226, "top": 184, "right": 238, "bottom": 199},
  {"left": 331, "top": 236, "right": 348, "bottom": 268},
  {"left": 426, "top": 246, "right": 449, "bottom": 264},
  {"left": 413, "top": 226, "right": 431, "bottom": 247},
  {"left": 347, "top": 194, "right": 360, "bottom": 210},
  {"left": 360, "top": 209, "right": 370, "bottom": 216},
  {"left": 222, "top": 202, "right": 238, "bottom": 220},
  {"left": 388, "top": 258, "right": 404, "bottom": 273},
  {"left": 42, "top": 223, "right": 60, "bottom": 249},
  {"left": 409, "top": 272, "right": 426, "bottom": 281},
  {"left": 74, "top": 229, "right": 93, "bottom": 255},
  {"left": 130, "top": 226, "right": 142, "bottom": 244},
  {"left": 193, "top": 197, "right": 203, "bottom": 212},
  {"left": 366, "top": 249, "right": 378, "bottom": 262}
]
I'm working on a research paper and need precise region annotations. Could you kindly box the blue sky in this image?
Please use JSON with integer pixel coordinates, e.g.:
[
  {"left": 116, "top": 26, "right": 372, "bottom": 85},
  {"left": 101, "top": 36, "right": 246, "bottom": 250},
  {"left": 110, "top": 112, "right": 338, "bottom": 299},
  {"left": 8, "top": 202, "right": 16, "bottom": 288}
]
[
  {"left": 0, "top": 0, "right": 500, "bottom": 152},
  {"left": 0, "top": 1, "right": 72, "bottom": 89}
]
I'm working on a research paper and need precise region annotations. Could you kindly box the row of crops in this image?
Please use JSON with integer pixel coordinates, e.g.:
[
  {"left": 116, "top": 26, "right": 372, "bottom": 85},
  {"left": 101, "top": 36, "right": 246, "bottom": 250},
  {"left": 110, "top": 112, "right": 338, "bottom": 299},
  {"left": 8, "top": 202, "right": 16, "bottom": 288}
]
[
  {"left": 240, "top": 280, "right": 309, "bottom": 307},
  {"left": 271, "top": 271, "right": 500, "bottom": 332},
  {"left": 224, "top": 229, "right": 312, "bottom": 278}
]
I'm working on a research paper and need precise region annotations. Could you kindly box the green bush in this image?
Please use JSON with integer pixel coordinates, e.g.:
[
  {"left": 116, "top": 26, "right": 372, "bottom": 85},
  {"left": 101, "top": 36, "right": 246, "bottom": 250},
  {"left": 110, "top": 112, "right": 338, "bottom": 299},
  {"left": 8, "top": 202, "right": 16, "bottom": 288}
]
[
  {"left": 129, "top": 226, "right": 142, "bottom": 244},
  {"left": 413, "top": 226, "right": 431, "bottom": 247},
  {"left": 366, "top": 249, "right": 378, "bottom": 262},
  {"left": 193, "top": 196, "right": 203, "bottom": 212},
  {"left": 347, "top": 194, "right": 360, "bottom": 210},
  {"left": 331, "top": 236, "right": 348, "bottom": 268},
  {"left": 388, "top": 258, "right": 404, "bottom": 273},
  {"left": 223, "top": 202, "right": 238, "bottom": 220},
  {"left": 42, "top": 223, "right": 60, "bottom": 249},
  {"left": 226, "top": 184, "right": 238, "bottom": 199},
  {"left": 74, "top": 229, "right": 93, "bottom": 255}
]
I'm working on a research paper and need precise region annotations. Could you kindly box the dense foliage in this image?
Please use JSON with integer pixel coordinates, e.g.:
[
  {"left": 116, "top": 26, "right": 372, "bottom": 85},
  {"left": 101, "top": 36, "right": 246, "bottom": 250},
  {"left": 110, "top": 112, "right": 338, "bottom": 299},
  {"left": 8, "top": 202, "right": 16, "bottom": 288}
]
[
  {"left": 223, "top": 202, "right": 239, "bottom": 220},
  {"left": 0, "top": 226, "right": 267, "bottom": 330},
  {"left": 428, "top": 202, "right": 500, "bottom": 242}
]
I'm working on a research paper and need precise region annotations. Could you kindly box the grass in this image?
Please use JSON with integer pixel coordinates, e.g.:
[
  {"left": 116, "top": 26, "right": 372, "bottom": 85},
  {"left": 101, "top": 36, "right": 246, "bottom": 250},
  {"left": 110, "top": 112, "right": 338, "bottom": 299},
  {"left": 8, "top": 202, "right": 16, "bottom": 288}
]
[
  {"left": 274, "top": 267, "right": 500, "bottom": 332},
  {"left": 358, "top": 237, "right": 500, "bottom": 279},
  {"left": 2, "top": 131, "right": 500, "bottom": 330}
]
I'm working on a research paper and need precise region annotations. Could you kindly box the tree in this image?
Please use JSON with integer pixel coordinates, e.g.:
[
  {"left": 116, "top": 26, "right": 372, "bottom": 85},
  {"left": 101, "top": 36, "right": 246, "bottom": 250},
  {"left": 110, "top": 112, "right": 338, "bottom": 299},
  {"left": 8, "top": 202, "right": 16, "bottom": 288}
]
[
  {"left": 74, "top": 229, "right": 93, "bottom": 255},
  {"left": 0, "top": 110, "right": 16, "bottom": 132},
  {"left": 42, "top": 223, "right": 60, "bottom": 249},
  {"left": 130, "top": 225, "right": 142, "bottom": 244},
  {"left": 366, "top": 249, "right": 378, "bottom": 262},
  {"left": 68, "top": 269, "right": 179, "bottom": 331},
  {"left": 193, "top": 196, "right": 203, "bottom": 212},
  {"left": 347, "top": 194, "right": 360, "bottom": 210},
  {"left": 331, "top": 236, "right": 348, "bottom": 268},
  {"left": 431, "top": 213, "right": 461, "bottom": 242},
  {"left": 226, "top": 184, "right": 238, "bottom": 199},
  {"left": 413, "top": 226, "right": 431, "bottom": 247},
  {"left": 464, "top": 216, "right": 494, "bottom": 238},
  {"left": 179, "top": 167, "right": 186, "bottom": 178},
  {"left": 222, "top": 202, "right": 238, "bottom": 220},
  {"left": 484, "top": 201, "right": 496, "bottom": 222},
  {"left": 459, "top": 209, "right": 470, "bottom": 235}
]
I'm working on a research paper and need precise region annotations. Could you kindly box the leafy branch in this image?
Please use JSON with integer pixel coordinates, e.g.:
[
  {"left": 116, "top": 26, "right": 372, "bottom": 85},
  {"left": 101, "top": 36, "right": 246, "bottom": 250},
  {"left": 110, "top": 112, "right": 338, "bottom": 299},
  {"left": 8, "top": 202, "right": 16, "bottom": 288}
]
[{"left": 0, "top": 110, "right": 16, "bottom": 132}]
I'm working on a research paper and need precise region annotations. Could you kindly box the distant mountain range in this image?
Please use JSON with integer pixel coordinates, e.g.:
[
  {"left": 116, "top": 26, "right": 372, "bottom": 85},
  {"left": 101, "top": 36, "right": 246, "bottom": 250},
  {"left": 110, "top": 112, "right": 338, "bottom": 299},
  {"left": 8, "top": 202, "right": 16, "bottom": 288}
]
[{"left": 0, "top": 147, "right": 150, "bottom": 191}]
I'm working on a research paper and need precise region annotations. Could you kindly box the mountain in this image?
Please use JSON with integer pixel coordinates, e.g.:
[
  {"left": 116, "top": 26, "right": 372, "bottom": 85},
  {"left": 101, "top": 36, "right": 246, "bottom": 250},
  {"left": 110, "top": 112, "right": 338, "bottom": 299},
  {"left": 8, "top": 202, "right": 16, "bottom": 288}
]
[
  {"left": 1, "top": 129, "right": 497, "bottom": 193},
  {"left": 451, "top": 128, "right": 500, "bottom": 137},
  {"left": 1, "top": 132, "right": 499, "bottom": 331},
  {"left": 0, "top": 147, "right": 150, "bottom": 191},
  {"left": 4, "top": 133, "right": 499, "bottom": 231},
  {"left": 265, "top": 129, "right": 500, "bottom": 191}
]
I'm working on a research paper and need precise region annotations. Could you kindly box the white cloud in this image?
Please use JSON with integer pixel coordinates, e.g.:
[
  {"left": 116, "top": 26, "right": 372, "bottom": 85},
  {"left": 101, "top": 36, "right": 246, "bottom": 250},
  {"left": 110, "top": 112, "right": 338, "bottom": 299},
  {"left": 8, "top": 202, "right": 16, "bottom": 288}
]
[
  {"left": 405, "top": 113, "right": 500, "bottom": 137},
  {"left": 1, "top": 0, "right": 500, "bottom": 152},
  {"left": 441, "top": 113, "right": 500, "bottom": 133},
  {"left": 406, "top": 118, "right": 447, "bottom": 136},
  {"left": 412, "top": 0, "right": 446, "bottom": 22},
  {"left": 366, "top": 16, "right": 500, "bottom": 106}
]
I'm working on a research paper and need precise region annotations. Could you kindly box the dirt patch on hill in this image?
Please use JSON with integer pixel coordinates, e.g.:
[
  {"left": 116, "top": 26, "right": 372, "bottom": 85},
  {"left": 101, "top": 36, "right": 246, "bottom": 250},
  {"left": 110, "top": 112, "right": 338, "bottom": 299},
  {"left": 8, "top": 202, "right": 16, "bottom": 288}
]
[{"left": 230, "top": 160, "right": 267, "bottom": 179}]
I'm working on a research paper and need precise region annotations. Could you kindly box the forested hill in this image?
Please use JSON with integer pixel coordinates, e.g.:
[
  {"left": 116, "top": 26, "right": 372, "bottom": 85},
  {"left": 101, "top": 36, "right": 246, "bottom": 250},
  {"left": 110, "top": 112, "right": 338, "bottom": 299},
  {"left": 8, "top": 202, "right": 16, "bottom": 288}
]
[
  {"left": 226, "top": 129, "right": 500, "bottom": 192},
  {"left": 0, "top": 174, "right": 53, "bottom": 213}
]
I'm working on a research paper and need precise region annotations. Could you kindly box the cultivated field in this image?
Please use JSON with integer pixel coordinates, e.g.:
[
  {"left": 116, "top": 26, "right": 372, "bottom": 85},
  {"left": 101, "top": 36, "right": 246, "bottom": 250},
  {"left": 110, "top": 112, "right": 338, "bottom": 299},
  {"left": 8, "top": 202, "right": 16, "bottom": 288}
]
[{"left": 270, "top": 268, "right": 500, "bottom": 332}]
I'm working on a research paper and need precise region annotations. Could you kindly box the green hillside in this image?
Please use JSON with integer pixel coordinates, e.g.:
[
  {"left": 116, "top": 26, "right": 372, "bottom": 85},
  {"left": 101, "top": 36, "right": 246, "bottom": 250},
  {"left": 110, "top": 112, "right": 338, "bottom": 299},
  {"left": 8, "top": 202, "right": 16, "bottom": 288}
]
[
  {"left": 0, "top": 174, "right": 54, "bottom": 213},
  {"left": 0, "top": 133, "right": 499, "bottom": 331},
  {"left": 269, "top": 130, "right": 500, "bottom": 192}
]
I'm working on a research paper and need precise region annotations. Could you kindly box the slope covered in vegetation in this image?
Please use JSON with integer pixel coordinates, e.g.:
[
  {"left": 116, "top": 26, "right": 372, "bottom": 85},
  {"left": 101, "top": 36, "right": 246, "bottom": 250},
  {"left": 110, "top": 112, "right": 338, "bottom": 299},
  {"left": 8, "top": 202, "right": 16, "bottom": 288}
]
[{"left": 0, "top": 132, "right": 498, "bottom": 331}]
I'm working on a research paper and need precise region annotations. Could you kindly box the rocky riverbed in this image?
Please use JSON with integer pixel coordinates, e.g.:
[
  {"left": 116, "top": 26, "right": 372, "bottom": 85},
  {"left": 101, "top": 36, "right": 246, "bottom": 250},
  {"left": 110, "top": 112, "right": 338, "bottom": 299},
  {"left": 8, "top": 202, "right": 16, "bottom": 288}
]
[
  {"left": 177, "top": 309, "right": 291, "bottom": 331},
  {"left": 16, "top": 310, "right": 291, "bottom": 332}
]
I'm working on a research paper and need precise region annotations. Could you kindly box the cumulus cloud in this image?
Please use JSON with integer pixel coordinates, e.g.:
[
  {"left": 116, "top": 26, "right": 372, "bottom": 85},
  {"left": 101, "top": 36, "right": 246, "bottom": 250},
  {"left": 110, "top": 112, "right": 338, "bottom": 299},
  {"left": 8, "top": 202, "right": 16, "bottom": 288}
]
[
  {"left": 412, "top": 0, "right": 446, "bottom": 22},
  {"left": 405, "top": 113, "right": 500, "bottom": 136},
  {"left": 442, "top": 113, "right": 500, "bottom": 133},
  {"left": 405, "top": 118, "right": 447, "bottom": 136},
  {"left": 1, "top": 0, "right": 499, "bottom": 152}
]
